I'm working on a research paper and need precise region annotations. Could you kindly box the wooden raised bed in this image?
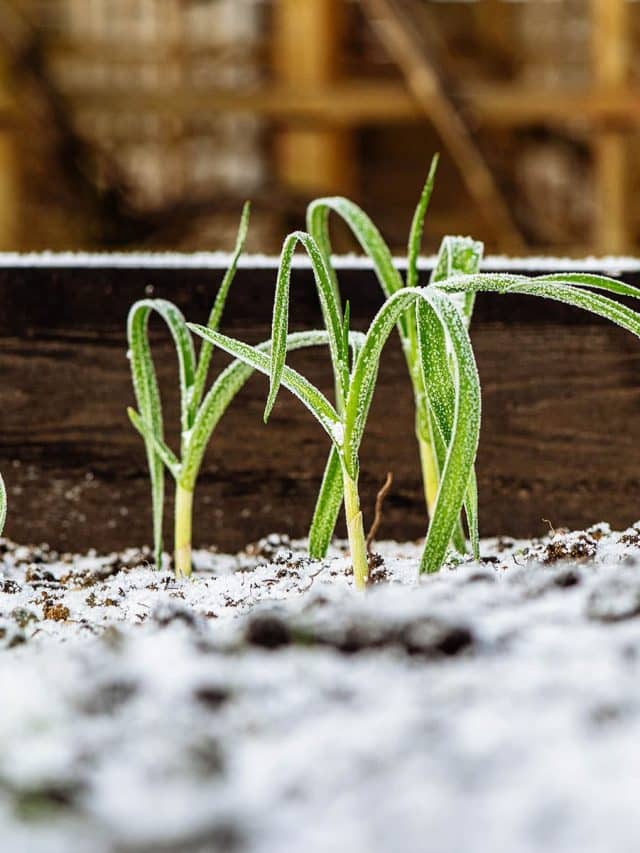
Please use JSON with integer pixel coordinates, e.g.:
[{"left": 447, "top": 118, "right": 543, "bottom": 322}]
[{"left": 0, "top": 254, "right": 639, "bottom": 553}]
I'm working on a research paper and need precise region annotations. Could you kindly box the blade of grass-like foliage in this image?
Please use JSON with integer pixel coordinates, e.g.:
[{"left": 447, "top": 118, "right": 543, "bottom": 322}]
[
  {"left": 187, "top": 325, "right": 340, "bottom": 440},
  {"left": 128, "top": 299, "right": 196, "bottom": 437},
  {"left": 308, "top": 445, "right": 343, "bottom": 559},
  {"left": 427, "top": 236, "right": 483, "bottom": 555},
  {"left": 341, "top": 286, "right": 481, "bottom": 572},
  {"left": 181, "top": 330, "right": 345, "bottom": 488},
  {"left": 308, "top": 179, "right": 479, "bottom": 556},
  {"left": 127, "top": 408, "right": 180, "bottom": 478},
  {"left": 343, "top": 289, "right": 420, "bottom": 478},
  {"left": 0, "top": 473, "right": 6, "bottom": 536},
  {"left": 265, "top": 231, "right": 347, "bottom": 421},
  {"left": 306, "top": 318, "right": 368, "bottom": 558},
  {"left": 416, "top": 297, "right": 479, "bottom": 558},
  {"left": 535, "top": 272, "right": 640, "bottom": 301},
  {"left": 306, "top": 196, "right": 408, "bottom": 338},
  {"left": 415, "top": 290, "right": 481, "bottom": 573},
  {"left": 437, "top": 275, "right": 640, "bottom": 339},
  {"left": 190, "top": 202, "right": 250, "bottom": 418},
  {"left": 128, "top": 299, "right": 197, "bottom": 566},
  {"left": 429, "top": 235, "right": 484, "bottom": 326},
  {"left": 407, "top": 155, "right": 439, "bottom": 289}
]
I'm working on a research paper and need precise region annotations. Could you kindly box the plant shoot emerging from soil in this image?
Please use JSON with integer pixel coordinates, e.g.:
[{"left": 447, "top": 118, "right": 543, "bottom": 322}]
[
  {"left": 128, "top": 206, "right": 345, "bottom": 577},
  {"left": 131, "top": 169, "right": 640, "bottom": 587},
  {"left": 306, "top": 155, "right": 484, "bottom": 559},
  {"left": 189, "top": 230, "right": 482, "bottom": 587}
]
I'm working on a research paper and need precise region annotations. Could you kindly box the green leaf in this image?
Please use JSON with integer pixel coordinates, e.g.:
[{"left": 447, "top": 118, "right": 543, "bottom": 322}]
[
  {"left": 308, "top": 445, "right": 344, "bottom": 559},
  {"left": 416, "top": 289, "right": 481, "bottom": 573},
  {"left": 426, "top": 235, "right": 484, "bottom": 548},
  {"left": 190, "top": 202, "right": 251, "bottom": 418},
  {"left": 437, "top": 274, "right": 640, "bottom": 340},
  {"left": 465, "top": 468, "right": 480, "bottom": 560},
  {"left": 188, "top": 325, "right": 340, "bottom": 442},
  {"left": 181, "top": 330, "right": 341, "bottom": 489},
  {"left": 344, "top": 289, "right": 419, "bottom": 477},
  {"left": 127, "top": 298, "right": 196, "bottom": 566},
  {"left": 127, "top": 407, "right": 181, "bottom": 478},
  {"left": 407, "top": 154, "right": 439, "bottom": 289},
  {"left": 305, "top": 326, "right": 369, "bottom": 557},
  {"left": 265, "top": 231, "right": 347, "bottom": 422},
  {"left": 535, "top": 272, "right": 640, "bottom": 301},
  {"left": 306, "top": 196, "right": 407, "bottom": 337},
  {"left": 429, "top": 235, "right": 484, "bottom": 327}
]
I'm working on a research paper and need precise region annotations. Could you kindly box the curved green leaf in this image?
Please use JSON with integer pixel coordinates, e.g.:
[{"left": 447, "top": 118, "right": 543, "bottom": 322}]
[
  {"left": 188, "top": 324, "right": 340, "bottom": 442},
  {"left": 306, "top": 196, "right": 407, "bottom": 338},
  {"left": 266, "top": 231, "right": 347, "bottom": 421},
  {"left": 416, "top": 289, "right": 481, "bottom": 573},
  {"left": 181, "top": 330, "right": 345, "bottom": 488},
  {"left": 344, "top": 289, "right": 419, "bottom": 477},
  {"left": 127, "top": 407, "right": 180, "bottom": 479},
  {"left": 535, "top": 272, "right": 640, "bottom": 301},
  {"left": 308, "top": 445, "right": 344, "bottom": 559},
  {"left": 127, "top": 299, "right": 196, "bottom": 566},
  {"left": 437, "top": 274, "right": 640, "bottom": 340}
]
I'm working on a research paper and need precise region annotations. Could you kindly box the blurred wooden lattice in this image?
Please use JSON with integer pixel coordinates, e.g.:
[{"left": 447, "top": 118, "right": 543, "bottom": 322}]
[
  {"left": 30, "top": 0, "right": 267, "bottom": 212},
  {"left": 2, "top": 0, "right": 639, "bottom": 253}
]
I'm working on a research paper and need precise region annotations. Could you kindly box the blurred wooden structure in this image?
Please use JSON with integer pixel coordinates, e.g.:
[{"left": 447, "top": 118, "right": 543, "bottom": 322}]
[
  {"left": 0, "top": 0, "right": 639, "bottom": 253},
  {"left": 0, "top": 51, "right": 17, "bottom": 250}
]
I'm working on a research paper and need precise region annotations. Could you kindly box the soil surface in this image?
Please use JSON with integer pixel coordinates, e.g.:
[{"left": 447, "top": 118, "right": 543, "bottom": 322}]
[{"left": 1, "top": 524, "right": 640, "bottom": 852}]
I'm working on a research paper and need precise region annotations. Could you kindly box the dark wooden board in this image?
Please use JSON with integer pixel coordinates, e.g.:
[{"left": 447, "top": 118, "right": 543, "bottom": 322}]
[{"left": 1, "top": 258, "right": 639, "bottom": 552}]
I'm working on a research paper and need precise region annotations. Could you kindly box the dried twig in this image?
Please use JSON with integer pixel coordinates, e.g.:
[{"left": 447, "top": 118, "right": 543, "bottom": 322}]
[{"left": 366, "top": 472, "right": 394, "bottom": 554}]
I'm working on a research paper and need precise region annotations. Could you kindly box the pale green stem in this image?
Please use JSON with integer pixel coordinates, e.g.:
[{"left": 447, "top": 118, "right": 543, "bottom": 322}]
[
  {"left": 418, "top": 432, "right": 439, "bottom": 518},
  {"left": 342, "top": 470, "right": 368, "bottom": 590},
  {"left": 174, "top": 483, "right": 193, "bottom": 577}
]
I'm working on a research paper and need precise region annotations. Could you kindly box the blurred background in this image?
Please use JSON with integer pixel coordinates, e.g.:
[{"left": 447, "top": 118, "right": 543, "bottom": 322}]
[{"left": 0, "top": 0, "right": 639, "bottom": 257}]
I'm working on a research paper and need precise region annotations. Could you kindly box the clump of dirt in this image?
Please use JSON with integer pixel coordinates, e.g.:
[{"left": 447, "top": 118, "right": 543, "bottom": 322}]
[
  {"left": 367, "top": 552, "right": 389, "bottom": 584},
  {"left": 43, "top": 602, "right": 70, "bottom": 622},
  {"left": 542, "top": 532, "right": 598, "bottom": 564},
  {"left": 619, "top": 523, "right": 640, "bottom": 547}
]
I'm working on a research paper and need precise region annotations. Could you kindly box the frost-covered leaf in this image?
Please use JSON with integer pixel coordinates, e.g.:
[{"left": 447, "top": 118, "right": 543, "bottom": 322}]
[
  {"left": 308, "top": 446, "right": 344, "bottom": 559},
  {"left": 188, "top": 325, "right": 340, "bottom": 442},
  {"left": 307, "top": 195, "right": 407, "bottom": 337},
  {"left": 407, "top": 154, "right": 439, "bottom": 289},
  {"left": 127, "top": 298, "right": 196, "bottom": 566},
  {"left": 344, "top": 290, "right": 420, "bottom": 478},
  {"left": 266, "top": 231, "right": 347, "bottom": 421},
  {"left": 437, "top": 274, "right": 640, "bottom": 340},
  {"left": 190, "top": 202, "right": 250, "bottom": 417},
  {"left": 181, "top": 330, "right": 339, "bottom": 488},
  {"left": 416, "top": 289, "right": 481, "bottom": 573}
]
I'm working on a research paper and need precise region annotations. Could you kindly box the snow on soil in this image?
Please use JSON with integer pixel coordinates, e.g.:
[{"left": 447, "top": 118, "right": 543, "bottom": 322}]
[{"left": 2, "top": 524, "right": 640, "bottom": 852}]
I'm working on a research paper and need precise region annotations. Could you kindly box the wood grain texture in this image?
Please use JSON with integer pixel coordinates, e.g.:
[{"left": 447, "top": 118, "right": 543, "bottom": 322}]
[{"left": 0, "top": 262, "right": 639, "bottom": 552}]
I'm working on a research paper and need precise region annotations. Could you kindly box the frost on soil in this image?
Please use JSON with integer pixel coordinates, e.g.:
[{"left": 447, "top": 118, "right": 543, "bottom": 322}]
[{"left": 2, "top": 524, "right": 640, "bottom": 852}]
